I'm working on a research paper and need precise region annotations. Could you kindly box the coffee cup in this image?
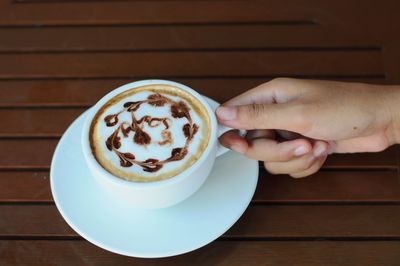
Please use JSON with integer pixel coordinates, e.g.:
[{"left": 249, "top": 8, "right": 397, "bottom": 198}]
[{"left": 81, "top": 80, "right": 237, "bottom": 209}]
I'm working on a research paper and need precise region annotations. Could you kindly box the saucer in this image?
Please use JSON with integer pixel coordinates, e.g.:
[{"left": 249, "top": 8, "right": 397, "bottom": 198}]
[{"left": 50, "top": 96, "right": 259, "bottom": 258}]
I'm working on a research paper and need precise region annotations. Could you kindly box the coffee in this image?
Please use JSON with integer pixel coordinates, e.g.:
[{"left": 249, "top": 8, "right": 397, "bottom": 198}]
[{"left": 90, "top": 84, "right": 211, "bottom": 182}]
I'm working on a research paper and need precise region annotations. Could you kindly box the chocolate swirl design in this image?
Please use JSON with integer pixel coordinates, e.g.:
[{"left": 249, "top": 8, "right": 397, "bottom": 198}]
[{"left": 103, "top": 93, "right": 199, "bottom": 173}]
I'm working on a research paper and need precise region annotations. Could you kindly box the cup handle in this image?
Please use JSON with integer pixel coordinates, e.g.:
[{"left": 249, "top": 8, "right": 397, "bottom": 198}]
[{"left": 216, "top": 125, "right": 246, "bottom": 157}]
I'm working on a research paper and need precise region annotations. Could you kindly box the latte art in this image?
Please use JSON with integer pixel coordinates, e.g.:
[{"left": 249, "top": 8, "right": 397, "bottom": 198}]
[
  {"left": 90, "top": 84, "right": 211, "bottom": 182},
  {"left": 104, "top": 93, "right": 199, "bottom": 172}
]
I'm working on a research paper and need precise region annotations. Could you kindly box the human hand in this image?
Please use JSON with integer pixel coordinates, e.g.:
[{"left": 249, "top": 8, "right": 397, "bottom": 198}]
[{"left": 216, "top": 78, "right": 400, "bottom": 178}]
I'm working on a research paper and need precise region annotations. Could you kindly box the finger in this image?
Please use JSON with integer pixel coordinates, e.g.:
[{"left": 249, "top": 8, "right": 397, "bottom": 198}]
[
  {"left": 264, "top": 152, "right": 316, "bottom": 175},
  {"left": 290, "top": 154, "right": 327, "bottom": 178},
  {"left": 223, "top": 83, "right": 277, "bottom": 106},
  {"left": 262, "top": 140, "right": 328, "bottom": 175},
  {"left": 223, "top": 78, "right": 302, "bottom": 106},
  {"left": 246, "top": 137, "right": 312, "bottom": 162},
  {"left": 312, "top": 140, "right": 330, "bottom": 157},
  {"left": 289, "top": 141, "right": 329, "bottom": 178},
  {"left": 216, "top": 103, "right": 303, "bottom": 131},
  {"left": 218, "top": 130, "right": 249, "bottom": 154}
]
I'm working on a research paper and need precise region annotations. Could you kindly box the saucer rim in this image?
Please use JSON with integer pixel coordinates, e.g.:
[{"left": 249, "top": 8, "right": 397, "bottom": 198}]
[{"left": 50, "top": 97, "right": 259, "bottom": 258}]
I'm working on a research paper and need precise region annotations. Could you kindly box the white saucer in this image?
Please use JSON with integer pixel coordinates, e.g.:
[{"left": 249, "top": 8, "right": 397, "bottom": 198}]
[{"left": 50, "top": 96, "right": 259, "bottom": 258}]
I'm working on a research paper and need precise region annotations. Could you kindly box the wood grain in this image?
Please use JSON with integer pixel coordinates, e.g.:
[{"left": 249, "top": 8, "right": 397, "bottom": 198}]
[
  {"left": 2, "top": 204, "right": 400, "bottom": 237},
  {"left": 0, "top": 139, "right": 397, "bottom": 169},
  {"left": 0, "top": 1, "right": 315, "bottom": 26},
  {"left": 325, "top": 146, "right": 399, "bottom": 169},
  {"left": 0, "top": 25, "right": 380, "bottom": 52},
  {"left": 0, "top": 108, "right": 85, "bottom": 137},
  {"left": 254, "top": 170, "right": 400, "bottom": 202},
  {"left": 229, "top": 205, "right": 400, "bottom": 238},
  {"left": 0, "top": 139, "right": 55, "bottom": 168},
  {"left": 0, "top": 0, "right": 400, "bottom": 262},
  {"left": 0, "top": 51, "right": 383, "bottom": 79},
  {"left": 2, "top": 0, "right": 398, "bottom": 28},
  {"left": 1, "top": 240, "right": 400, "bottom": 266},
  {"left": 2, "top": 170, "right": 400, "bottom": 203},
  {"left": 0, "top": 78, "right": 388, "bottom": 107},
  {"left": 0, "top": 171, "right": 51, "bottom": 202}
]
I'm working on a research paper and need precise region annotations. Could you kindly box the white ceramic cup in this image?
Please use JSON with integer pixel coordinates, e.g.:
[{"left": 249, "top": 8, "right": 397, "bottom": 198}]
[{"left": 81, "top": 79, "right": 236, "bottom": 209}]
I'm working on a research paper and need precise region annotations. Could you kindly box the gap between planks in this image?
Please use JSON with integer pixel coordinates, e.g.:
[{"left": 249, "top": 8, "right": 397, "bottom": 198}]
[
  {"left": 1, "top": 201, "right": 400, "bottom": 206},
  {"left": 12, "top": 0, "right": 261, "bottom": 4},
  {"left": 3, "top": 235, "right": 400, "bottom": 241},
  {"left": 0, "top": 75, "right": 387, "bottom": 81},
  {"left": 0, "top": 47, "right": 382, "bottom": 54},
  {"left": 0, "top": 21, "right": 320, "bottom": 28}
]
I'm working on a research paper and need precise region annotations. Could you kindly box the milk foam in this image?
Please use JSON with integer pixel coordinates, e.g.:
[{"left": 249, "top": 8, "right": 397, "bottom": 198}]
[{"left": 90, "top": 85, "right": 210, "bottom": 182}]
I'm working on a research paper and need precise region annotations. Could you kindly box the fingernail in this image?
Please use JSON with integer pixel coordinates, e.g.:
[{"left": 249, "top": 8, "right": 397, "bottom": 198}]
[
  {"left": 313, "top": 143, "right": 326, "bottom": 157},
  {"left": 216, "top": 106, "right": 237, "bottom": 121},
  {"left": 294, "top": 146, "right": 308, "bottom": 156},
  {"left": 230, "top": 144, "right": 246, "bottom": 154}
]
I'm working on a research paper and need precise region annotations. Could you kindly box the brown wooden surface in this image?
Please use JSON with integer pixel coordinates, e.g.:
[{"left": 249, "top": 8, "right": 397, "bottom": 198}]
[
  {"left": 3, "top": 170, "right": 400, "bottom": 203},
  {"left": 3, "top": 204, "right": 400, "bottom": 238},
  {"left": 1, "top": 0, "right": 400, "bottom": 265},
  {"left": 2, "top": 241, "right": 399, "bottom": 266}
]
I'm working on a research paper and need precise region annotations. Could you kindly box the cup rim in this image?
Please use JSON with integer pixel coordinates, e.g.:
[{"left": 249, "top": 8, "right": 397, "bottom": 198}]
[{"left": 81, "top": 79, "right": 218, "bottom": 188}]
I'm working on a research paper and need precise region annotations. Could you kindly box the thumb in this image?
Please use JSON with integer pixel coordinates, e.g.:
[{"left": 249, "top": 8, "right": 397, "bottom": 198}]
[{"left": 216, "top": 104, "right": 300, "bottom": 131}]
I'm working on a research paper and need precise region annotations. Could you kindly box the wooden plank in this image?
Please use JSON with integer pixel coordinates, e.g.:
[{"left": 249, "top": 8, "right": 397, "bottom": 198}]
[
  {"left": 0, "top": 78, "right": 388, "bottom": 107},
  {"left": 3, "top": 105, "right": 400, "bottom": 139},
  {"left": 0, "top": 139, "right": 55, "bottom": 168},
  {"left": 325, "top": 146, "right": 399, "bottom": 168},
  {"left": 0, "top": 1, "right": 315, "bottom": 26},
  {"left": 0, "top": 25, "right": 380, "bottom": 52},
  {"left": 0, "top": 108, "right": 85, "bottom": 137},
  {"left": 227, "top": 205, "right": 400, "bottom": 237},
  {"left": 2, "top": 205, "right": 400, "bottom": 237},
  {"left": 0, "top": 51, "right": 383, "bottom": 79},
  {"left": 17, "top": 0, "right": 224, "bottom": 1},
  {"left": 0, "top": 108, "right": 84, "bottom": 137},
  {"left": 0, "top": 78, "right": 273, "bottom": 107},
  {"left": 383, "top": 42, "right": 400, "bottom": 83},
  {"left": 0, "top": 139, "right": 397, "bottom": 168},
  {"left": 2, "top": 170, "right": 400, "bottom": 203},
  {"left": 1, "top": 240, "right": 400, "bottom": 265},
  {"left": 2, "top": 0, "right": 399, "bottom": 28},
  {"left": 0, "top": 205, "right": 76, "bottom": 236},
  {"left": 0, "top": 171, "right": 51, "bottom": 202},
  {"left": 254, "top": 170, "right": 400, "bottom": 202}
]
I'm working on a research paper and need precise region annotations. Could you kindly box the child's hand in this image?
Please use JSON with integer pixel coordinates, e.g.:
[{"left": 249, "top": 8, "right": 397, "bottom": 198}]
[{"left": 216, "top": 78, "right": 400, "bottom": 178}]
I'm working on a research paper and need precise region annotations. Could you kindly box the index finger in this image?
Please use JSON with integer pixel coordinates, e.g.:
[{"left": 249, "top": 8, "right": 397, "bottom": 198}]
[{"left": 222, "top": 78, "right": 301, "bottom": 106}]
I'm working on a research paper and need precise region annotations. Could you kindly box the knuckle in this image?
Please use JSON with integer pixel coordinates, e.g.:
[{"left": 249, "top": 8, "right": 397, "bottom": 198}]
[
  {"left": 291, "top": 160, "right": 321, "bottom": 178},
  {"left": 294, "top": 156, "right": 315, "bottom": 173},
  {"left": 304, "top": 156, "right": 316, "bottom": 170},
  {"left": 263, "top": 161, "right": 279, "bottom": 175},
  {"left": 239, "top": 104, "right": 267, "bottom": 127},
  {"left": 277, "top": 148, "right": 292, "bottom": 162},
  {"left": 245, "top": 104, "right": 265, "bottom": 117}
]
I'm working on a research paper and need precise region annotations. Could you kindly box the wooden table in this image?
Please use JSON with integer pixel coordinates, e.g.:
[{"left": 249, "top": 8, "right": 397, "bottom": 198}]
[{"left": 1, "top": 1, "right": 400, "bottom": 265}]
